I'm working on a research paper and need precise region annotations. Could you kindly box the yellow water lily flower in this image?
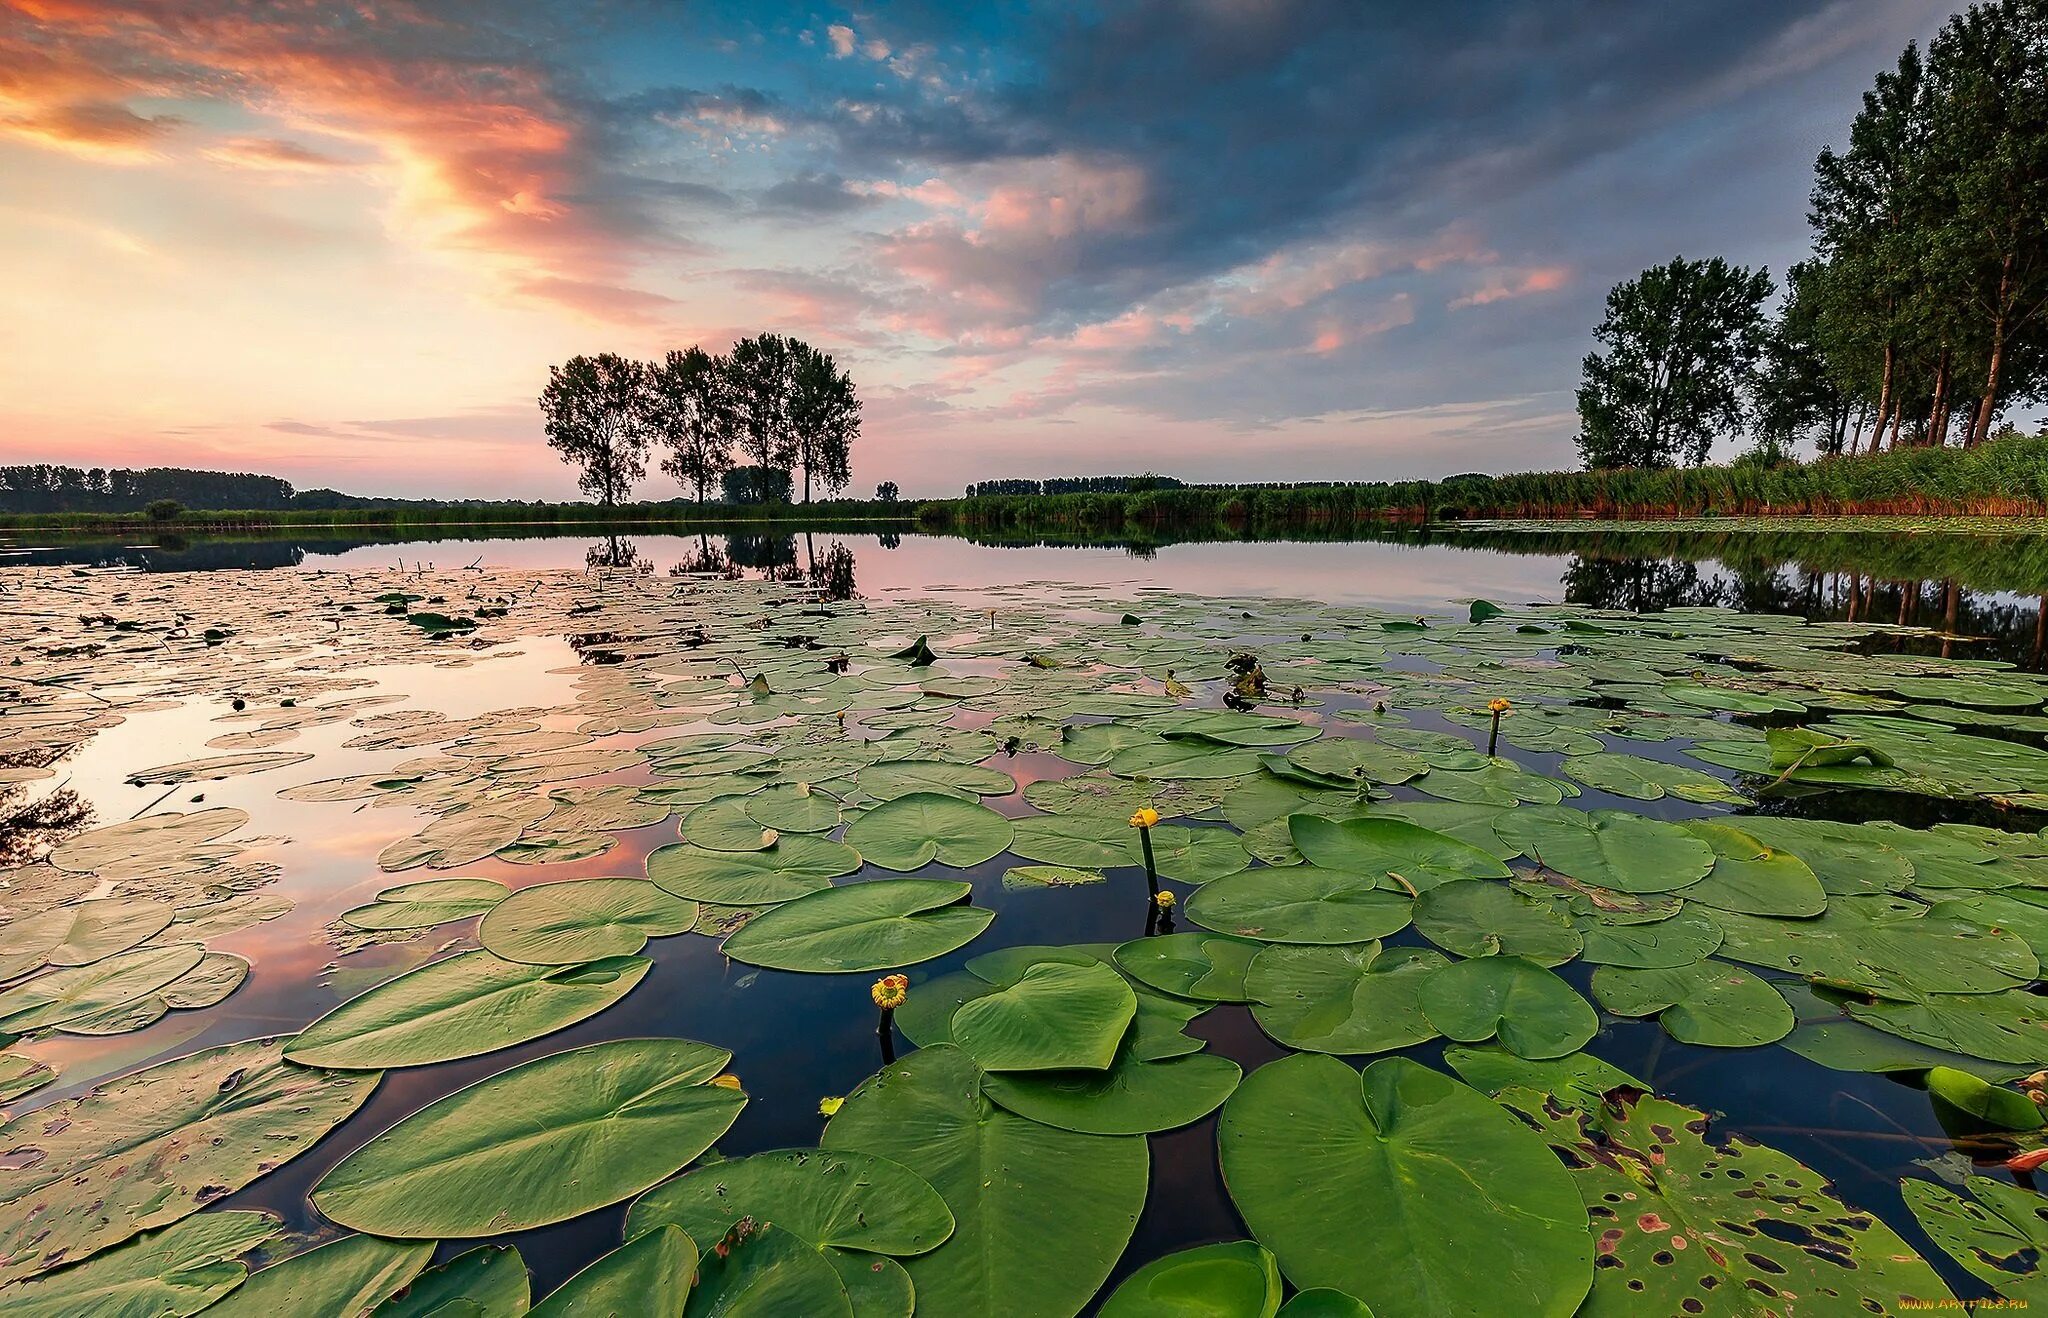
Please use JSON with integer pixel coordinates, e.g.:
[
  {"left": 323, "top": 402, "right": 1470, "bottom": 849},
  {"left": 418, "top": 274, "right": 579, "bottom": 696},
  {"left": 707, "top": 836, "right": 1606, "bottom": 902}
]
[
  {"left": 1129, "top": 807, "right": 1161, "bottom": 829},
  {"left": 872, "top": 974, "right": 909, "bottom": 1009},
  {"left": 1154, "top": 890, "right": 1176, "bottom": 909},
  {"left": 818, "top": 1096, "right": 845, "bottom": 1117},
  {"left": 1488, "top": 697, "right": 1513, "bottom": 713}
]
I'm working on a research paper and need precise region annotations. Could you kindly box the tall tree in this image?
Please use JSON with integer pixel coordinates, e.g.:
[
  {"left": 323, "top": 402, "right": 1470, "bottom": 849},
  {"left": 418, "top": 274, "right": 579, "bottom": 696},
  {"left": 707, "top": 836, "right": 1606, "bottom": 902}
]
[
  {"left": 724, "top": 333, "right": 797, "bottom": 473},
  {"left": 1752, "top": 261, "right": 1852, "bottom": 455},
  {"left": 1811, "top": 42, "right": 1935, "bottom": 450},
  {"left": 540, "top": 354, "right": 652, "bottom": 510},
  {"left": 786, "top": 341, "right": 860, "bottom": 502},
  {"left": 1575, "top": 257, "right": 1774, "bottom": 469},
  {"left": 1924, "top": 0, "right": 2048, "bottom": 445},
  {"left": 644, "top": 346, "right": 734, "bottom": 505}
]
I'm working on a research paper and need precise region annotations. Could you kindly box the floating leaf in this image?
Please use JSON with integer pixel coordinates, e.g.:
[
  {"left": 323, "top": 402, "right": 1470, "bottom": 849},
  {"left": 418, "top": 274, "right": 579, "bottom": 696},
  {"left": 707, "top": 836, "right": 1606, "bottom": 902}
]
[
  {"left": 199, "top": 1232, "right": 433, "bottom": 1318},
  {"left": 681, "top": 1221, "right": 852, "bottom": 1317},
  {"left": 722, "top": 880, "right": 995, "bottom": 972},
  {"left": 530, "top": 1225, "right": 694, "bottom": 1318},
  {"left": 1498, "top": 1086, "right": 1952, "bottom": 1313},
  {"left": 1493, "top": 806, "right": 1713, "bottom": 894},
  {"left": 822, "top": 1045, "right": 1147, "bottom": 1318},
  {"left": 843, "top": 793, "right": 1014, "bottom": 871},
  {"left": 1113, "top": 932, "right": 1262, "bottom": 1002},
  {"left": 646, "top": 835, "right": 859, "bottom": 905},
  {"left": 1219, "top": 1055, "right": 1590, "bottom": 1315},
  {"left": 0, "top": 1038, "right": 377, "bottom": 1284},
  {"left": 950, "top": 960, "right": 1136, "bottom": 1072},
  {"left": 1187, "top": 867, "right": 1412, "bottom": 944},
  {"left": 1412, "top": 881, "right": 1581, "bottom": 965},
  {"left": 982, "top": 1047, "right": 1242, "bottom": 1136},
  {"left": 1245, "top": 943, "right": 1444, "bottom": 1055},
  {"left": 1287, "top": 814, "right": 1508, "bottom": 891},
  {"left": 1590, "top": 961, "right": 1793, "bottom": 1047},
  {"left": 286, "top": 951, "right": 648, "bottom": 1068},
  {"left": 340, "top": 877, "right": 506, "bottom": 931},
  {"left": 477, "top": 878, "right": 697, "bottom": 964},
  {"left": 313, "top": 1039, "right": 744, "bottom": 1236},
  {"left": 1099, "top": 1241, "right": 1282, "bottom": 1318},
  {"left": 0, "top": 943, "right": 204, "bottom": 1032},
  {"left": 1925, "top": 1065, "right": 2047, "bottom": 1131},
  {"left": 0, "top": 1209, "right": 277, "bottom": 1318},
  {"left": 1419, "top": 955, "right": 1596, "bottom": 1059},
  {"left": 372, "top": 1244, "right": 529, "bottom": 1318},
  {"left": 627, "top": 1148, "right": 952, "bottom": 1256},
  {"left": 1902, "top": 1176, "right": 2048, "bottom": 1304}
]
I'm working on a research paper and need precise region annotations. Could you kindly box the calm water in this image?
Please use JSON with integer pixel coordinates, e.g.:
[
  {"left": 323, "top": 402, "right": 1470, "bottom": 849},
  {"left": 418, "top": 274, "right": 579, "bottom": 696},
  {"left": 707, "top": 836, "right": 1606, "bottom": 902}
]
[{"left": 5, "top": 523, "right": 2045, "bottom": 1305}]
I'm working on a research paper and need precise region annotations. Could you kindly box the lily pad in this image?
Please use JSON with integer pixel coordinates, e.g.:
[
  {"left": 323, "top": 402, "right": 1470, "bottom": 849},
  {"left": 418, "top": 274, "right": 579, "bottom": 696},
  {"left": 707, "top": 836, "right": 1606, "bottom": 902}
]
[
  {"left": 286, "top": 951, "right": 649, "bottom": 1068},
  {"left": 1113, "top": 932, "right": 1263, "bottom": 1002},
  {"left": 822, "top": 1045, "right": 1148, "bottom": 1318},
  {"left": 1419, "top": 955, "right": 1597, "bottom": 1059},
  {"left": 477, "top": 878, "right": 697, "bottom": 964},
  {"left": 1287, "top": 814, "right": 1509, "bottom": 891},
  {"left": 0, "top": 1038, "right": 378, "bottom": 1284},
  {"left": 1099, "top": 1241, "right": 1283, "bottom": 1318},
  {"left": 1412, "top": 881, "right": 1581, "bottom": 965},
  {"left": 722, "top": 879, "right": 996, "bottom": 972},
  {"left": 950, "top": 959, "right": 1137, "bottom": 1072},
  {"left": 0, "top": 1209, "right": 278, "bottom": 1318},
  {"left": 313, "top": 1038, "right": 745, "bottom": 1236},
  {"left": 1219, "top": 1054, "right": 1590, "bottom": 1315},
  {"left": 646, "top": 835, "right": 859, "bottom": 905},
  {"left": 843, "top": 793, "right": 1014, "bottom": 871},
  {"left": 628, "top": 1148, "right": 953, "bottom": 1257},
  {"left": 1186, "top": 867, "right": 1413, "bottom": 944},
  {"left": 199, "top": 1232, "right": 433, "bottom": 1317},
  {"left": 531, "top": 1225, "right": 694, "bottom": 1318},
  {"left": 1246, "top": 943, "right": 1445, "bottom": 1055},
  {"left": 1493, "top": 806, "right": 1714, "bottom": 894},
  {"left": 1590, "top": 960, "right": 1794, "bottom": 1047},
  {"left": 1902, "top": 1176, "right": 2048, "bottom": 1304}
]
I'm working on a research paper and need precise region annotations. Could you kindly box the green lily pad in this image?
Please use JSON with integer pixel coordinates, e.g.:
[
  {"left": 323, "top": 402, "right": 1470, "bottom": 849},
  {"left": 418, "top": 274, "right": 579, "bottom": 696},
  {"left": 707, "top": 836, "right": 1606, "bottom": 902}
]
[
  {"left": 477, "top": 878, "right": 697, "bottom": 964},
  {"left": 1099, "top": 1241, "right": 1282, "bottom": 1318},
  {"left": 1219, "top": 1054, "right": 1590, "bottom": 1315},
  {"left": 744, "top": 783, "right": 845, "bottom": 833},
  {"left": 681, "top": 1221, "right": 852, "bottom": 1317},
  {"left": 822, "top": 1045, "right": 1148, "bottom": 1318},
  {"left": 1113, "top": 932, "right": 1263, "bottom": 1002},
  {"left": 313, "top": 1038, "right": 745, "bottom": 1237},
  {"left": 843, "top": 793, "right": 1014, "bottom": 870},
  {"left": 646, "top": 835, "right": 860, "bottom": 905},
  {"left": 1591, "top": 961, "right": 1794, "bottom": 1047},
  {"left": 1186, "top": 867, "right": 1413, "bottom": 944},
  {"left": 950, "top": 960, "right": 1137, "bottom": 1072},
  {"left": 1246, "top": 943, "right": 1445, "bottom": 1055},
  {"left": 1927, "top": 1065, "right": 2047, "bottom": 1130},
  {"left": 683, "top": 796, "right": 782, "bottom": 851},
  {"left": 1498, "top": 1086, "right": 1953, "bottom": 1313},
  {"left": 1441, "top": 1044, "right": 1644, "bottom": 1112},
  {"left": 856, "top": 760, "right": 1017, "bottom": 800},
  {"left": 531, "top": 1225, "right": 694, "bottom": 1318},
  {"left": 1902, "top": 1176, "right": 2048, "bottom": 1304},
  {"left": 0, "top": 1038, "right": 378, "bottom": 1285},
  {"left": 1419, "top": 955, "right": 1597, "bottom": 1059},
  {"left": 340, "top": 877, "right": 507, "bottom": 931},
  {"left": 374, "top": 1245, "right": 529, "bottom": 1318},
  {"left": 0, "top": 943, "right": 204, "bottom": 1032},
  {"left": 1676, "top": 822, "right": 1828, "bottom": 917},
  {"left": 1493, "top": 806, "right": 1714, "bottom": 894},
  {"left": 0, "top": 1209, "right": 278, "bottom": 1318},
  {"left": 199, "top": 1232, "right": 433, "bottom": 1318},
  {"left": 722, "top": 879, "right": 995, "bottom": 972},
  {"left": 287, "top": 951, "right": 648, "bottom": 1068},
  {"left": 1288, "top": 814, "right": 1509, "bottom": 891},
  {"left": 1412, "top": 882, "right": 1581, "bottom": 965},
  {"left": 628, "top": 1147, "right": 952, "bottom": 1257},
  {"left": 982, "top": 1047, "right": 1243, "bottom": 1135}
]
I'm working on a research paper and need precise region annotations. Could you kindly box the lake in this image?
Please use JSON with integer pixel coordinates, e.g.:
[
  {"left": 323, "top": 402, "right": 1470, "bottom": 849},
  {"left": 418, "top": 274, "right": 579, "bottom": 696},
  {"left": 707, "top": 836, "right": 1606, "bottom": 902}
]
[{"left": 2, "top": 520, "right": 2046, "bottom": 1313}]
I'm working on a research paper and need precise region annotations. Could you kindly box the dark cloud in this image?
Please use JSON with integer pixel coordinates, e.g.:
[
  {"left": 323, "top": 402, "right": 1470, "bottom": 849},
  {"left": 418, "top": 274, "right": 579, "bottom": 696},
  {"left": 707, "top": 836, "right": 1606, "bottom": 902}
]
[{"left": 757, "top": 171, "right": 877, "bottom": 215}]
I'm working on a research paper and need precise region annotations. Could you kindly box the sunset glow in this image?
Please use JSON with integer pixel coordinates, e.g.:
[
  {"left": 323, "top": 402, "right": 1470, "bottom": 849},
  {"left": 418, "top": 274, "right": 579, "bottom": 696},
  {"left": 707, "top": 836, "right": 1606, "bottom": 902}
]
[{"left": 1, "top": 2, "right": 1955, "bottom": 497}]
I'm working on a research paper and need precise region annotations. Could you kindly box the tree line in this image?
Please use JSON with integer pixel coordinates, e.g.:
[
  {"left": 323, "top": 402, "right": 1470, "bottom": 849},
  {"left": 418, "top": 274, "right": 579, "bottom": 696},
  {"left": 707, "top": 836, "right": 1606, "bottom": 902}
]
[
  {"left": 540, "top": 333, "right": 865, "bottom": 508},
  {"left": 963, "top": 474, "right": 1187, "bottom": 497},
  {"left": 1577, "top": 0, "right": 2048, "bottom": 469},
  {"left": 0, "top": 465, "right": 297, "bottom": 514}
]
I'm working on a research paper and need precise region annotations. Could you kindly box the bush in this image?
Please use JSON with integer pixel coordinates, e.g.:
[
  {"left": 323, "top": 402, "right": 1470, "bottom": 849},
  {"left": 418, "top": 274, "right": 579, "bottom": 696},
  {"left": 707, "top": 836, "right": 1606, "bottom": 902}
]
[
  {"left": 144, "top": 499, "right": 184, "bottom": 521},
  {"left": 722, "top": 465, "right": 792, "bottom": 505}
]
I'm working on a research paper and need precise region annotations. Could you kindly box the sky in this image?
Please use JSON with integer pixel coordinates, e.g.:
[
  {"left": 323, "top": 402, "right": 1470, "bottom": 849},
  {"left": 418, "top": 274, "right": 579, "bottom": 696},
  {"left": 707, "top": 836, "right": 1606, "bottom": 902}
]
[{"left": 0, "top": 0, "right": 1962, "bottom": 500}]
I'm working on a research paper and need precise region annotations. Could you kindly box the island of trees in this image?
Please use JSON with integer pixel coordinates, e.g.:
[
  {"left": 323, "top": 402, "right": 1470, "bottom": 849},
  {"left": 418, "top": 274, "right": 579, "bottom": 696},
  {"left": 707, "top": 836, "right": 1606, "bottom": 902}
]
[
  {"left": 540, "top": 333, "right": 867, "bottom": 510},
  {"left": 1575, "top": 0, "right": 2048, "bottom": 469}
]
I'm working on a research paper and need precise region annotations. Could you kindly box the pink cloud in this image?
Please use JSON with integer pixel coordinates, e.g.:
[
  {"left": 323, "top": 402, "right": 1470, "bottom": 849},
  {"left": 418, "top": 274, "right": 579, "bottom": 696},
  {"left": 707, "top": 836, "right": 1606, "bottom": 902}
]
[
  {"left": 0, "top": 1, "right": 666, "bottom": 321},
  {"left": 1449, "top": 265, "right": 1570, "bottom": 309}
]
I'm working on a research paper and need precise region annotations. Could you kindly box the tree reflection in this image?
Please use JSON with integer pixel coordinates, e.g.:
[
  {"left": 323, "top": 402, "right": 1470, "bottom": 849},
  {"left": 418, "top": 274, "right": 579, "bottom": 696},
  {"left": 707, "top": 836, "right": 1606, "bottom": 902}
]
[
  {"left": 585, "top": 535, "right": 650, "bottom": 573},
  {"left": 0, "top": 748, "right": 93, "bottom": 868}
]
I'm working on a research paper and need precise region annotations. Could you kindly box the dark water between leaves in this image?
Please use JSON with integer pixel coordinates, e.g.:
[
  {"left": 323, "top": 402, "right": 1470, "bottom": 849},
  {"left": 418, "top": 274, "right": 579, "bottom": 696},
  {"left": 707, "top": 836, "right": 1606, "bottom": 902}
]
[{"left": 7, "top": 521, "right": 2048, "bottom": 1306}]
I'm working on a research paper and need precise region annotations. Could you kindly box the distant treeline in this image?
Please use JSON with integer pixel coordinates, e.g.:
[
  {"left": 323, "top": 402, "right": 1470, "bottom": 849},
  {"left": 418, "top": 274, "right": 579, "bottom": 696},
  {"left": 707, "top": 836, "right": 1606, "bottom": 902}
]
[
  {"left": 0, "top": 496, "right": 906, "bottom": 533},
  {"left": 0, "top": 465, "right": 298, "bottom": 513},
  {"left": 918, "top": 430, "right": 2048, "bottom": 535},
  {"left": 963, "top": 474, "right": 1186, "bottom": 497}
]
